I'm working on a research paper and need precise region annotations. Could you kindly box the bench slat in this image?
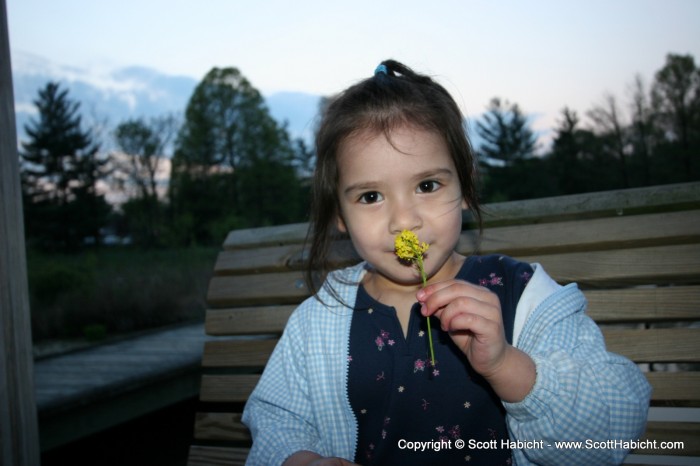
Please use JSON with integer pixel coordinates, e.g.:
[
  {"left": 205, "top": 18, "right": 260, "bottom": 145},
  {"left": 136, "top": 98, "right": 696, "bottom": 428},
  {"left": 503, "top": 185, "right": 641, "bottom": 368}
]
[
  {"left": 200, "top": 329, "right": 700, "bottom": 369},
  {"left": 585, "top": 286, "right": 700, "bottom": 322},
  {"left": 193, "top": 413, "right": 250, "bottom": 442},
  {"left": 201, "top": 327, "right": 700, "bottom": 368},
  {"left": 215, "top": 244, "right": 301, "bottom": 275},
  {"left": 472, "top": 183, "right": 700, "bottom": 228},
  {"left": 206, "top": 244, "right": 700, "bottom": 307},
  {"left": 187, "top": 445, "right": 249, "bottom": 466},
  {"left": 602, "top": 328, "right": 700, "bottom": 363},
  {"left": 205, "top": 306, "right": 295, "bottom": 335},
  {"left": 201, "top": 286, "right": 700, "bottom": 338},
  {"left": 215, "top": 239, "right": 358, "bottom": 276},
  {"left": 224, "top": 223, "right": 308, "bottom": 250},
  {"left": 207, "top": 272, "right": 308, "bottom": 307},
  {"left": 214, "top": 211, "right": 700, "bottom": 276},
  {"left": 200, "top": 374, "right": 260, "bottom": 403},
  {"left": 199, "top": 372, "right": 700, "bottom": 404},
  {"left": 647, "top": 372, "right": 700, "bottom": 401},
  {"left": 465, "top": 209, "right": 700, "bottom": 258},
  {"left": 523, "top": 243, "right": 700, "bottom": 287},
  {"left": 202, "top": 339, "right": 277, "bottom": 368}
]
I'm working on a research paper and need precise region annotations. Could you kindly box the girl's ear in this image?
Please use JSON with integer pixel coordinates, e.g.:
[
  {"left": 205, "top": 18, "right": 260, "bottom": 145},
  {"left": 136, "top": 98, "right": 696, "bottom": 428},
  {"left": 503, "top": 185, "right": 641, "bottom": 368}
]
[{"left": 336, "top": 214, "right": 348, "bottom": 233}]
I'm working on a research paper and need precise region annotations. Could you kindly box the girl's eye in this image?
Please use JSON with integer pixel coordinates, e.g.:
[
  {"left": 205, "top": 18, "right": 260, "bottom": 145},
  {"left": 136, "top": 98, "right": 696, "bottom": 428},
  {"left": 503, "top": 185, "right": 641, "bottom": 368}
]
[
  {"left": 359, "top": 191, "right": 383, "bottom": 204},
  {"left": 417, "top": 180, "right": 440, "bottom": 193}
]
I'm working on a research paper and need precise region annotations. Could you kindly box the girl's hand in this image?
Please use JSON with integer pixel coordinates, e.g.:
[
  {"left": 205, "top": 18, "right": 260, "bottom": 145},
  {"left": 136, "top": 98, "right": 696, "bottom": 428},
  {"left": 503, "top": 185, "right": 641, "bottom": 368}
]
[
  {"left": 417, "top": 279, "right": 507, "bottom": 377},
  {"left": 417, "top": 279, "right": 536, "bottom": 402}
]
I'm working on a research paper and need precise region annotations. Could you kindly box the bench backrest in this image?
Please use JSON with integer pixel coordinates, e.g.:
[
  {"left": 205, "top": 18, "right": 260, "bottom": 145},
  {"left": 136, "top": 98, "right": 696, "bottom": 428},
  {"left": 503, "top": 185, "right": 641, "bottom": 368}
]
[{"left": 187, "top": 182, "right": 700, "bottom": 466}]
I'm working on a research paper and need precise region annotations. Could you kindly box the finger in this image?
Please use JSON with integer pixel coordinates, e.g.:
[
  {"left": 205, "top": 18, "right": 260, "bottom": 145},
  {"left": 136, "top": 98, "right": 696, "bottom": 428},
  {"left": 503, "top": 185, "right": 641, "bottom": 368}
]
[
  {"left": 420, "top": 279, "right": 495, "bottom": 306},
  {"left": 431, "top": 295, "right": 501, "bottom": 326},
  {"left": 418, "top": 278, "right": 483, "bottom": 300},
  {"left": 438, "top": 306, "right": 503, "bottom": 339},
  {"left": 421, "top": 282, "right": 499, "bottom": 317}
]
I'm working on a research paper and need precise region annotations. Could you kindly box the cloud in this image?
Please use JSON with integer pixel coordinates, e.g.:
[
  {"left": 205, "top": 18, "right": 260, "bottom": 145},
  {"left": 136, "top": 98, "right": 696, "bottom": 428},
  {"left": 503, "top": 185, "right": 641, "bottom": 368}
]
[
  {"left": 14, "top": 102, "right": 38, "bottom": 116},
  {"left": 12, "top": 51, "right": 326, "bottom": 153},
  {"left": 12, "top": 50, "right": 196, "bottom": 140}
]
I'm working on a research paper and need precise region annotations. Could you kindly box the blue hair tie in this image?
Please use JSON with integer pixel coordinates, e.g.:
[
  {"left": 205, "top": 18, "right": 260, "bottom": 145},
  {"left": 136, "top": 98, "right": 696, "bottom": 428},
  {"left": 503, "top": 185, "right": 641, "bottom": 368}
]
[{"left": 374, "top": 64, "right": 388, "bottom": 76}]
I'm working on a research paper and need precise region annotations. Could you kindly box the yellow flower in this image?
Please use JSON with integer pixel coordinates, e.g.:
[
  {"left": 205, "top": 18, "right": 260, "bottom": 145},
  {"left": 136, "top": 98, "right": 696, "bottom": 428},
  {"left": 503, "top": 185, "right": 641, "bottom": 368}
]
[{"left": 394, "top": 230, "right": 429, "bottom": 262}]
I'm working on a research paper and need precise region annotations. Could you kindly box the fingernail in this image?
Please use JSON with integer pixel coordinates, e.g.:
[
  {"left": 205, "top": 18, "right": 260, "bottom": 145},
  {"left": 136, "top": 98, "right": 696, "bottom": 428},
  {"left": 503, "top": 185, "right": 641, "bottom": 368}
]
[
  {"left": 421, "top": 304, "right": 428, "bottom": 315},
  {"left": 417, "top": 289, "right": 425, "bottom": 300}
]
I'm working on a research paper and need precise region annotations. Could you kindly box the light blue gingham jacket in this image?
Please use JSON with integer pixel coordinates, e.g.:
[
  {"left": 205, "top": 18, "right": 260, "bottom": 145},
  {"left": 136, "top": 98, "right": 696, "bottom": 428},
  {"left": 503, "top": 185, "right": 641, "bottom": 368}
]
[{"left": 241, "top": 261, "right": 651, "bottom": 465}]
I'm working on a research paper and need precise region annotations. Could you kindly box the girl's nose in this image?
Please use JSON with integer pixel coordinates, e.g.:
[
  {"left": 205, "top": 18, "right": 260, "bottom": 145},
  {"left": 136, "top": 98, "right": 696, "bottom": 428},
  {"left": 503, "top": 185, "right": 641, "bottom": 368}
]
[{"left": 388, "top": 200, "right": 422, "bottom": 235}]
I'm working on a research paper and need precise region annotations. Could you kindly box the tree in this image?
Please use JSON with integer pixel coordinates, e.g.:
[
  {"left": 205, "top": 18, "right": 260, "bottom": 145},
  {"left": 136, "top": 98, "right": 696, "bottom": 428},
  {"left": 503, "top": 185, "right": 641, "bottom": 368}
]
[
  {"left": 474, "top": 98, "right": 540, "bottom": 201},
  {"left": 628, "top": 75, "right": 657, "bottom": 185},
  {"left": 112, "top": 116, "right": 178, "bottom": 246},
  {"left": 169, "top": 67, "right": 305, "bottom": 245},
  {"left": 475, "top": 97, "right": 537, "bottom": 165},
  {"left": 173, "top": 67, "right": 290, "bottom": 172},
  {"left": 547, "top": 107, "right": 611, "bottom": 194},
  {"left": 587, "top": 94, "right": 631, "bottom": 188},
  {"left": 652, "top": 53, "right": 700, "bottom": 179},
  {"left": 113, "top": 116, "right": 176, "bottom": 200},
  {"left": 20, "top": 82, "right": 111, "bottom": 250},
  {"left": 549, "top": 108, "right": 586, "bottom": 194}
]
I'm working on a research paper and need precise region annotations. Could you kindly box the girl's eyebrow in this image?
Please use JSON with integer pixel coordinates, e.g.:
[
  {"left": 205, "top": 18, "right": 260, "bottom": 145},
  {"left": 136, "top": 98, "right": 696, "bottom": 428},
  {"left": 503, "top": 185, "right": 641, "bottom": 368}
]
[
  {"left": 412, "top": 168, "right": 455, "bottom": 181},
  {"left": 343, "top": 181, "right": 380, "bottom": 196}
]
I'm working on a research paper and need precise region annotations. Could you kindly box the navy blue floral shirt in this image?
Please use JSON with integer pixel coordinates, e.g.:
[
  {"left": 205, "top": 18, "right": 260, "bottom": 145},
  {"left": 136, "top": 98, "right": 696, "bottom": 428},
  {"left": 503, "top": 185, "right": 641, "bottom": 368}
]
[{"left": 348, "top": 255, "right": 533, "bottom": 465}]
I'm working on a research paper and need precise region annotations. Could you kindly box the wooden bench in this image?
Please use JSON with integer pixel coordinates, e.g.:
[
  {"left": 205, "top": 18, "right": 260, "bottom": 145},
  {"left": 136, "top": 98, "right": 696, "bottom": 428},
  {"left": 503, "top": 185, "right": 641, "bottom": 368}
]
[{"left": 187, "top": 182, "right": 700, "bottom": 466}]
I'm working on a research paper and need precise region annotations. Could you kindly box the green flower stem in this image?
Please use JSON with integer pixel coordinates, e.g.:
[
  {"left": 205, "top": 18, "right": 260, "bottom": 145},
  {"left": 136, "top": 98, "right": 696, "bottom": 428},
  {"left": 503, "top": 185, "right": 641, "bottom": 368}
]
[{"left": 417, "top": 255, "right": 436, "bottom": 367}]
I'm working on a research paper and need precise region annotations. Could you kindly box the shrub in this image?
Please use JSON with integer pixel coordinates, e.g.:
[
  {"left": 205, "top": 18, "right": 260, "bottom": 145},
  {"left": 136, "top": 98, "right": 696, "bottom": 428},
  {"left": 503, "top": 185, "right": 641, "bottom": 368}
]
[{"left": 27, "top": 246, "right": 218, "bottom": 342}]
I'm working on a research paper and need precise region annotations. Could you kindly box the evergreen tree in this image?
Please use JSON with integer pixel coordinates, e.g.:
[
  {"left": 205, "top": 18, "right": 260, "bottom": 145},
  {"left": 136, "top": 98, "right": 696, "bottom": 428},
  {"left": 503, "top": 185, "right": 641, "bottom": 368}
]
[
  {"left": 549, "top": 108, "right": 586, "bottom": 194},
  {"left": 475, "top": 97, "right": 537, "bottom": 165},
  {"left": 475, "top": 98, "right": 539, "bottom": 201},
  {"left": 20, "top": 82, "right": 110, "bottom": 250}
]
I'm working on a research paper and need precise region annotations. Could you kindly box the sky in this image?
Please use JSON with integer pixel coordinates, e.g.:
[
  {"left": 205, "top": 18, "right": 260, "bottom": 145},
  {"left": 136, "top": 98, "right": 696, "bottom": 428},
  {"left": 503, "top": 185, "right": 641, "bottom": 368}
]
[{"left": 6, "top": 0, "right": 700, "bottom": 142}]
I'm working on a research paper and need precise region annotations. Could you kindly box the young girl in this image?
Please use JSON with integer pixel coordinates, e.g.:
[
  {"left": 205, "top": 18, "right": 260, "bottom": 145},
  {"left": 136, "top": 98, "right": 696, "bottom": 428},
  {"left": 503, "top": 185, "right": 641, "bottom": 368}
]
[{"left": 242, "top": 60, "right": 651, "bottom": 466}]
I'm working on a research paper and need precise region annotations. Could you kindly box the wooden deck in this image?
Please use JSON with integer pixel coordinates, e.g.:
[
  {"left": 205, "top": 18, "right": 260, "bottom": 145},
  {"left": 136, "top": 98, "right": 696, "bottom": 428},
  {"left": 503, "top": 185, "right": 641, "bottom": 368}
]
[{"left": 34, "top": 322, "right": 222, "bottom": 452}]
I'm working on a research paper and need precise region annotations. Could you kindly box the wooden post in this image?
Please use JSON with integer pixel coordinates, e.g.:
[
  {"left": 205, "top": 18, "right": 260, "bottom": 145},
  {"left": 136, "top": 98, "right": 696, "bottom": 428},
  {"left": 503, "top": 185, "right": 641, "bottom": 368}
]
[{"left": 0, "top": 0, "right": 41, "bottom": 464}]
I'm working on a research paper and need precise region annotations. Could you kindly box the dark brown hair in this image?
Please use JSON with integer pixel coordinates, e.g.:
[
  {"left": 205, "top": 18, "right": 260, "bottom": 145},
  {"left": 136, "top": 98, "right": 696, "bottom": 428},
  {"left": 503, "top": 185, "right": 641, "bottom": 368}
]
[{"left": 306, "top": 59, "right": 482, "bottom": 296}]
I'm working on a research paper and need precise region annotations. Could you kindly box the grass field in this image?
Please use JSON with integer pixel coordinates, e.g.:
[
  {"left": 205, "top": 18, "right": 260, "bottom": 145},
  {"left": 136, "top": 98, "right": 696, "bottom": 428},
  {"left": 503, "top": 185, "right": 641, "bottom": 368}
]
[{"left": 26, "top": 246, "right": 219, "bottom": 343}]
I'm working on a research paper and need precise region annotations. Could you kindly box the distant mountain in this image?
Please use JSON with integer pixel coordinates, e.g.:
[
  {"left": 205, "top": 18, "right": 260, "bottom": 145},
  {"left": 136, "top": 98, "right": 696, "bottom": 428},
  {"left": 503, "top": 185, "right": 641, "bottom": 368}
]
[{"left": 11, "top": 51, "right": 321, "bottom": 147}]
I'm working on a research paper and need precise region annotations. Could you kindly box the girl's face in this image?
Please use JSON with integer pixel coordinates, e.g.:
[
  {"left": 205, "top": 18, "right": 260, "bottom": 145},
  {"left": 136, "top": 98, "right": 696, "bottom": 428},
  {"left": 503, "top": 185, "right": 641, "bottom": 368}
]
[{"left": 336, "top": 125, "right": 467, "bottom": 290}]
